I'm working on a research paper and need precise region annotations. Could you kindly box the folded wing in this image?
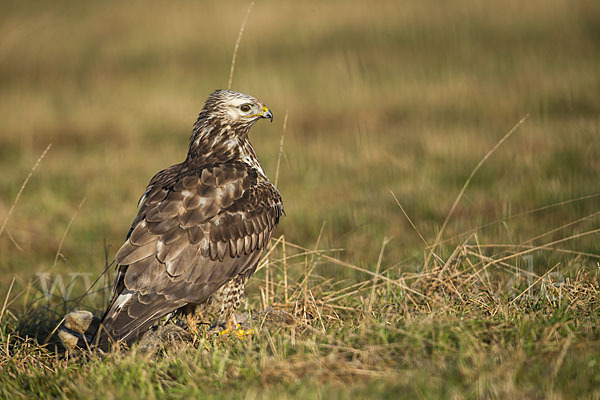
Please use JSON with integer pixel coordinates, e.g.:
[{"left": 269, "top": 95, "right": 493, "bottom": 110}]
[{"left": 95, "top": 162, "right": 283, "bottom": 348}]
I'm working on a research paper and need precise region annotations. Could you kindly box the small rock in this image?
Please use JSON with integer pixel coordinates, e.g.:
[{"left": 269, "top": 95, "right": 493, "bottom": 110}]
[
  {"left": 64, "top": 310, "right": 100, "bottom": 335},
  {"left": 58, "top": 310, "right": 100, "bottom": 351}
]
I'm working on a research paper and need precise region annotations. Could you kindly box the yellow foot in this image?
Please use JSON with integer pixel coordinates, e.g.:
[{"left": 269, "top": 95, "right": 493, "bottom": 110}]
[
  {"left": 235, "top": 328, "right": 253, "bottom": 339},
  {"left": 218, "top": 323, "right": 254, "bottom": 339}
]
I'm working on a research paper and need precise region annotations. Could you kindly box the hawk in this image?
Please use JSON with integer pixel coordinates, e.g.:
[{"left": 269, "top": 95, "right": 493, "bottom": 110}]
[{"left": 93, "top": 90, "right": 283, "bottom": 350}]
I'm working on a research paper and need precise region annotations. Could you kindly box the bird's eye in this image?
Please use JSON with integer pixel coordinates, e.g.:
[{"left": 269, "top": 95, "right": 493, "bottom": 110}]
[{"left": 240, "top": 104, "right": 251, "bottom": 112}]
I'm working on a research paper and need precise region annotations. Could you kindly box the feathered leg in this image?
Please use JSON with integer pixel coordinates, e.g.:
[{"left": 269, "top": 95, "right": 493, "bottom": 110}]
[{"left": 214, "top": 274, "right": 252, "bottom": 337}]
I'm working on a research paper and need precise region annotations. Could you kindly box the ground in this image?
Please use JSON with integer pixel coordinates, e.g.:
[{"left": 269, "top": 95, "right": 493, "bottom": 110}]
[{"left": 0, "top": 0, "right": 599, "bottom": 398}]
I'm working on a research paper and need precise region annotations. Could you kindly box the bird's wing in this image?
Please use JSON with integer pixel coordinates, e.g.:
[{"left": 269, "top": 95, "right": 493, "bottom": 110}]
[{"left": 95, "top": 163, "right": 283, "bottom": 348}]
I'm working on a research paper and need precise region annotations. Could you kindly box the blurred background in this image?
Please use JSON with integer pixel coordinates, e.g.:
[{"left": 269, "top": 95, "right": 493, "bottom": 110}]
[{"left": 0, "top": 0, "right": 599, "bottom": 294}]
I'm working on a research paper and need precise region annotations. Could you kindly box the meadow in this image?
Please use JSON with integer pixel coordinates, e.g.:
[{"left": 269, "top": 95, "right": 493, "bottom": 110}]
[{"left": 1, "top": 0, "right": 599, "bottom": 398}]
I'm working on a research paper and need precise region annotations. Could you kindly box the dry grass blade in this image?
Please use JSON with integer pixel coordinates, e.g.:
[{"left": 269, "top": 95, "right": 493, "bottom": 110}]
[
  {"left": 6, "top": 229, "right": 23, "bottom": 252},
  {"left": 0, "top": 277, "right": 16, "bottom": 326},
  {"left": 427, "top": 115, "right": 528, "bottom": 268},
  {"left": 282, "top": 235, "right": 288, "bottom": 303},
  {"left": 390, "top": 191, "right": 428, "bottom": 247},
  {"left": 484, "top": 227, "right": 600, "bottom": 269},
  {"left": 510, "top": 263, "right": 559, "bottom": 304},
  {"left": 367, "top": 237, "right": 391, "bottom": 315},
  {"left": 471, "top": 243, "right": 600, "bottom": 259},
  {"left": 256, "top": 235, "right": 284, "bottom": 272},
  {"left": 307, "top": 221, "right": 326, "bottom": 276},
  {"left": 43, "top": 317, "right": 65, "bottom": 346},
  {"left": 435, "top": 192, "right": 600, "bottom": 247},
  {"left": 52, "top": 197, "right": 86, "bottom": 270},
  {"left": 284, "top": 240, "right": 426, "bottom": 299},
  {"left": 519, "top": 210, "right": 600, "bottom": 246},
  {"left": 0, "top": 143, "right": 52, "bottom": 239},
  {"left": 274, "top": 110, "right": 288, "bottom": 187},
  {"left": 227, "top": 1, "right": 255, "bottom": 89}
]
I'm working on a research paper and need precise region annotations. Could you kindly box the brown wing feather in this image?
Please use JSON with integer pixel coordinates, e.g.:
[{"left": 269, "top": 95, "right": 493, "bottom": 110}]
[{"left": 94, "top": 162, "right": 283, "bottom": 349}]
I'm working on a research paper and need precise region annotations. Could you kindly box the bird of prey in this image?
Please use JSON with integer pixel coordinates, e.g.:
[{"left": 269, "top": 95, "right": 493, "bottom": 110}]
[{"left": 93, "top": 90, "right": 283, "bottom": 350}]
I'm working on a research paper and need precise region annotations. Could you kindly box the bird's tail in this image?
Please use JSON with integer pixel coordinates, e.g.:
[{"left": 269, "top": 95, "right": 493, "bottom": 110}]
[{"left": 92, "top": 289, "right": 185, "bottom": 351}]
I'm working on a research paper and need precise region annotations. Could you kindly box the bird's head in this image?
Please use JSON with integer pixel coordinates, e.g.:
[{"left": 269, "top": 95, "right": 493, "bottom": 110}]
[
  {"left": 202, "top": 89, "right": 273, "bottom": 128},
  {"left": 188, "top": 90, "right": 273, "bottom": 164}
]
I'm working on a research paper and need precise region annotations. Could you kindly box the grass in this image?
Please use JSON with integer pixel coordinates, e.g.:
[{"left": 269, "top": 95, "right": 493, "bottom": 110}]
[{"left": 1, "top": 0, "right": 600, "bottom": 398}]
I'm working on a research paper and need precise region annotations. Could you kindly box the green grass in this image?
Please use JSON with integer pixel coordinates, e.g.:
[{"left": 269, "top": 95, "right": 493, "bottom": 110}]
[{"left": 1, "top": 0, "right": 600, "bottom": 398}]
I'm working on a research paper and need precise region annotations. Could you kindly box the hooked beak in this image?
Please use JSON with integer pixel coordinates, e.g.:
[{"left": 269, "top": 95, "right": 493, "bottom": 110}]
[{"left": 261, "top": 106, "right": 273, "bottom": 122}]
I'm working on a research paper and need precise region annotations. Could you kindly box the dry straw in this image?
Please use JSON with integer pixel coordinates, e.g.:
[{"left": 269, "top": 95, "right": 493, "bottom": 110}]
[
  {"left": 227, "top": 1, "right": 255, "bottom": 90},
  {"left": 0, "top": 143, "right": 52, "bottom": 239},
  {"left": 426, "top": 115, "right": 529, "bottom": 268}
]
